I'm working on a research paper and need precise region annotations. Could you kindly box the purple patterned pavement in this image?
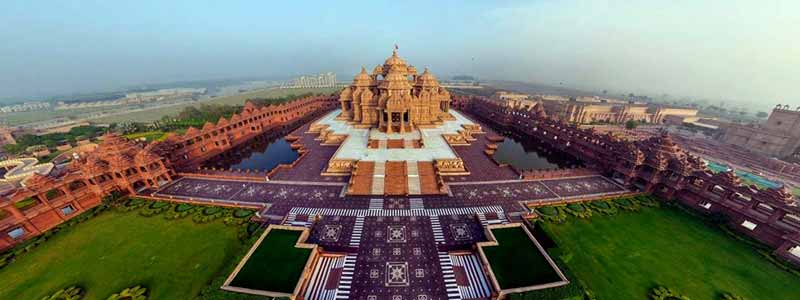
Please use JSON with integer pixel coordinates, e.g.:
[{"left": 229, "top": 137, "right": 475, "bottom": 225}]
[{"left": 143, "top": 113, "right": 633, "bottom": 300}]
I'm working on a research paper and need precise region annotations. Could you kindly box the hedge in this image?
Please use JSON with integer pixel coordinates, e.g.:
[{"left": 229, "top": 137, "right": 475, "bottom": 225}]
[
  {"left": 649, "top": 286, "right": 690, "bottom": 300},
  {"left": 40, "top": 285, "right": 83, "bottom": 300},
  {"left": 106, "top": 286, "right": 147, "bottom": 300}
]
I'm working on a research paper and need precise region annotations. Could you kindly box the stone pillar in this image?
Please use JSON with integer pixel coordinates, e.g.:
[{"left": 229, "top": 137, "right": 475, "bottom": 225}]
[{"left": 400, "top": 112, "right": 406, "bottom": 133}]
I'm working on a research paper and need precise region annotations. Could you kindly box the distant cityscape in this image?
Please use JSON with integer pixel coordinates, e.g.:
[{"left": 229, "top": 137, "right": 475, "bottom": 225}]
[{"left": 280, "top": 72, "right": 338, "bottom": 89}]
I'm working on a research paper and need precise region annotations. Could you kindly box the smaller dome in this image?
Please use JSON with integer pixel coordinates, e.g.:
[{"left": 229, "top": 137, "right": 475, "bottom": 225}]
[
  {"left": 354, "top": 67, "right": 370, "bottom": 80},
  {"left": 415, "top": 68, "right": 438, "bottom": 87},
  {"left": 353, "top": 67, "right": 373, "bottom": 87},
  {"left": 383, "top": 49, "right": 407, "bottom": 67}
]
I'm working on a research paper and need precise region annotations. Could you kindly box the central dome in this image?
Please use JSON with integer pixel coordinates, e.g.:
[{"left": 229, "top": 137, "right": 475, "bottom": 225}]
[
  {"left": 338, "top": 47, "right": 452, "bottom": 133},
  {"left": 383, "top": 49, "right": 407, "bottom": 68}
]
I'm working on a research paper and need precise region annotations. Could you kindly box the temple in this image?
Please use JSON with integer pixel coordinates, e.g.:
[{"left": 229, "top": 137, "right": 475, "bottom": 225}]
[
  {"left": 2, "top": 48, "right": 800, "bottom": 300},
  {"left": 337, "top": 49, "right": 453, "bottom": 133}
]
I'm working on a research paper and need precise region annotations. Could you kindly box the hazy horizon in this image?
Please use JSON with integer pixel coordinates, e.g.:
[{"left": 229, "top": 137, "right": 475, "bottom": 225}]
[{"left": 2, "top": 1, "right": 798, "bottom": 108}]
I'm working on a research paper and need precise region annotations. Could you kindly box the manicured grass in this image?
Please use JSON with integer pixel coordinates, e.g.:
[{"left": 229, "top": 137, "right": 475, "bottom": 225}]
[
  {"left": 541, "top": 207, "right": 800, "bottom": 299},
  {"left": 123, "top": 131, "right": 168, "bottom": 142},
  {"left": 0, "top": 210, "right": 245, "bottom": 299},
  {"left": 13, "top": 197, "right": 39, "bottom": 211},
  {"left": 483, "top": 227, "right": 562, "bottom": 289},
  {"left": 230, "top": 229, "right": 311, "bottom": 293}
]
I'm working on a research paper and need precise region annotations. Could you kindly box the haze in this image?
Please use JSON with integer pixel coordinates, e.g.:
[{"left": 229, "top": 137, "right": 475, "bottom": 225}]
[{"left": 1, "top": 0, "right": 798, "bottom": 107}]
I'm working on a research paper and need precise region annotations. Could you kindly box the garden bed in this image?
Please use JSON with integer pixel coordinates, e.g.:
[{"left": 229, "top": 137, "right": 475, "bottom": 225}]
[
  {"left": 481, "top": 225, "right": 567, "bottom": 291},
  {"left": 224, "top": 227, "right": 313, "bottom": 295}
]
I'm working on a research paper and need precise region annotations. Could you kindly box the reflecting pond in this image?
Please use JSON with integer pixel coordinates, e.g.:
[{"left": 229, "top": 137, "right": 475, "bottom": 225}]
[
  {"left": 203, "top": 135, "right": 299, "bottom": 172},
  {"left": 492, "top": 132, "right": 583, "bottom": 171}
]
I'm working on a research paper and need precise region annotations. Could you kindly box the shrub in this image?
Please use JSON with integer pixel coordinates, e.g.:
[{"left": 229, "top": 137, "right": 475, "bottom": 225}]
[
  {"left": 565, "top": 203, "right": 593, "bottom": 218},
  {"left": 649, "top": 286, "right": 690, "bottom": 300},
  {"left": 40, "top": 285, "right": 84, "bottom": 300},
  {"left": 635, "top": 195, "right": 660, "bottom": 207},
  {"left": 589, "top": 201, "right": 618, "bottom": 215},
  {"left": 106, "top": 286, "right": 147, "bottom": 300},
  {"left": 233, "top": 209, "right": 254, "bottom": 218},
  {"left": 720, "top": 293, "right": 745, "bottom": 300},
  {"left": 537, "top": 206, "right": 559, "bottom": 216},
  {"left": 535, "top": 206, "right": 568, "bottom": 223},
  {"left": 202, "top": 207, "right": 222, "bottom": 216},
  {"left": 149, "top": 201, "right": 170, "bottom": 209},
  {"left": 613, "top": 198, "right": 640, "bottom": 211},
  {"left": 175, "top": 203, "right": 194, "bottom": 212},
  {"left": 45, "top": 189, "right": 61, "bottom": 200},
  {"left": 139, "top": 201, "right": 172, "bottom": 217},
  {"left": 119, "top": 198, "right": 147, "bottom": 212}
]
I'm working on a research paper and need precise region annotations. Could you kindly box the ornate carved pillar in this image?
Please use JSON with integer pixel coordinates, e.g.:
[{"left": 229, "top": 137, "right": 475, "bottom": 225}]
[{"left": 400, "top": 112, "right": 406, "bottom": 133}]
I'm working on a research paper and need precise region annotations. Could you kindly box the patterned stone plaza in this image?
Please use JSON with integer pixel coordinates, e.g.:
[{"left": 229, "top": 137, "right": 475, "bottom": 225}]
[{"left": 146, "top": 105, "right": 628, "bottom": 300}]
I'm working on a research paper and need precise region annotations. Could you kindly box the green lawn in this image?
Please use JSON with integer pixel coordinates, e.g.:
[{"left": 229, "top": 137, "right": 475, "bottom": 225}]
[
  {"left": 541, "top": 206, "right": 800, "bottom": 299},
  {"left": 123, "top": 131, "right": 168, "bottom": 142},
  {"left": 0, "top": 210, "right": 245, "bottom": 299},
  {"left": 229, "top": 229, "right": 311, "bottom": 293},
  {"left": 93, "top": 87, "right": 339, "bottom": 124},
  {"left": 483, "top": 226, "right": 562, "bottom": 289}
]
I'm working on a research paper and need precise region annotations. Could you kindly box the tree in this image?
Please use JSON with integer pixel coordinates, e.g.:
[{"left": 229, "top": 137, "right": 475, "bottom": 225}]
[
  {"left": 40, "top": 286, "right": 83, "bottom": 300},
  {"left": 106, "top": 286, "right": 147, "bottom": 300},
  {"left": 756, "top": 111, "right": 769, "bottom": 118},
  {"left": 625, "top": 120, "right": 638, "bottom": 129}
]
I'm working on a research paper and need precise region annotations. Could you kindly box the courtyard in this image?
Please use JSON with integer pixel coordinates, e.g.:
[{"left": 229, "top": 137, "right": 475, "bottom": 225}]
[
  {"left": 0, "top": 209, "right": 245, "bottom": 299},
  {"left": 540, "top": 205, "right": 800, "bottom": 299}
]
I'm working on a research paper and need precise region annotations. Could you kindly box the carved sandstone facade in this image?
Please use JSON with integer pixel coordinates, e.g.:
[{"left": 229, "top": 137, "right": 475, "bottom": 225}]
[
  {"left": 455, "top": 95, "right": 800, "bottom": 266},
  {"left": 338, "top": 50, "right": 453, "bottom": 133},
  {"left": 0, "top": 95, "right": 338, "bottom": 250},
  {"left": 720, "top": 104, "right": 800, "bottom": 161}
]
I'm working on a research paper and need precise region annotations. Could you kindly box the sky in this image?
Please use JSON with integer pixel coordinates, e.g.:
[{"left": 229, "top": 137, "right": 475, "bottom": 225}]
[{"left": 1, "top": 0, "right": 798, "bottom": 108}]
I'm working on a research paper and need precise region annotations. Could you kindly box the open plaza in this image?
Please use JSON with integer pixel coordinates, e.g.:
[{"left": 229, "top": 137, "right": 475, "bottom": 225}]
[{"left": 1, "top": 49, "right": 799, "bottom": 299}]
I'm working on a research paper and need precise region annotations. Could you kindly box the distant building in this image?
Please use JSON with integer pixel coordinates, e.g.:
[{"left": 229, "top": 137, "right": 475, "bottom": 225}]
[
  {"left": 495, "top": 92, "right": 698, "bottom": 124},
  {"left": 0, "top": 102, "right": 50, "bottom": 114},
  {"left": 493, "top": 91, "right": 529, "bottom": 102},
  {"left": 0, "top": 127, "right": 16, "bottom": 147},
  {"left": 55, "top": 88, "right": 205, "bottom": 110},
  {"left": 281, "top": 72, "right": 337, "bottom": 88},
  {"left": 720, "top": 104, "right": 800, "bottom": 160}
]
